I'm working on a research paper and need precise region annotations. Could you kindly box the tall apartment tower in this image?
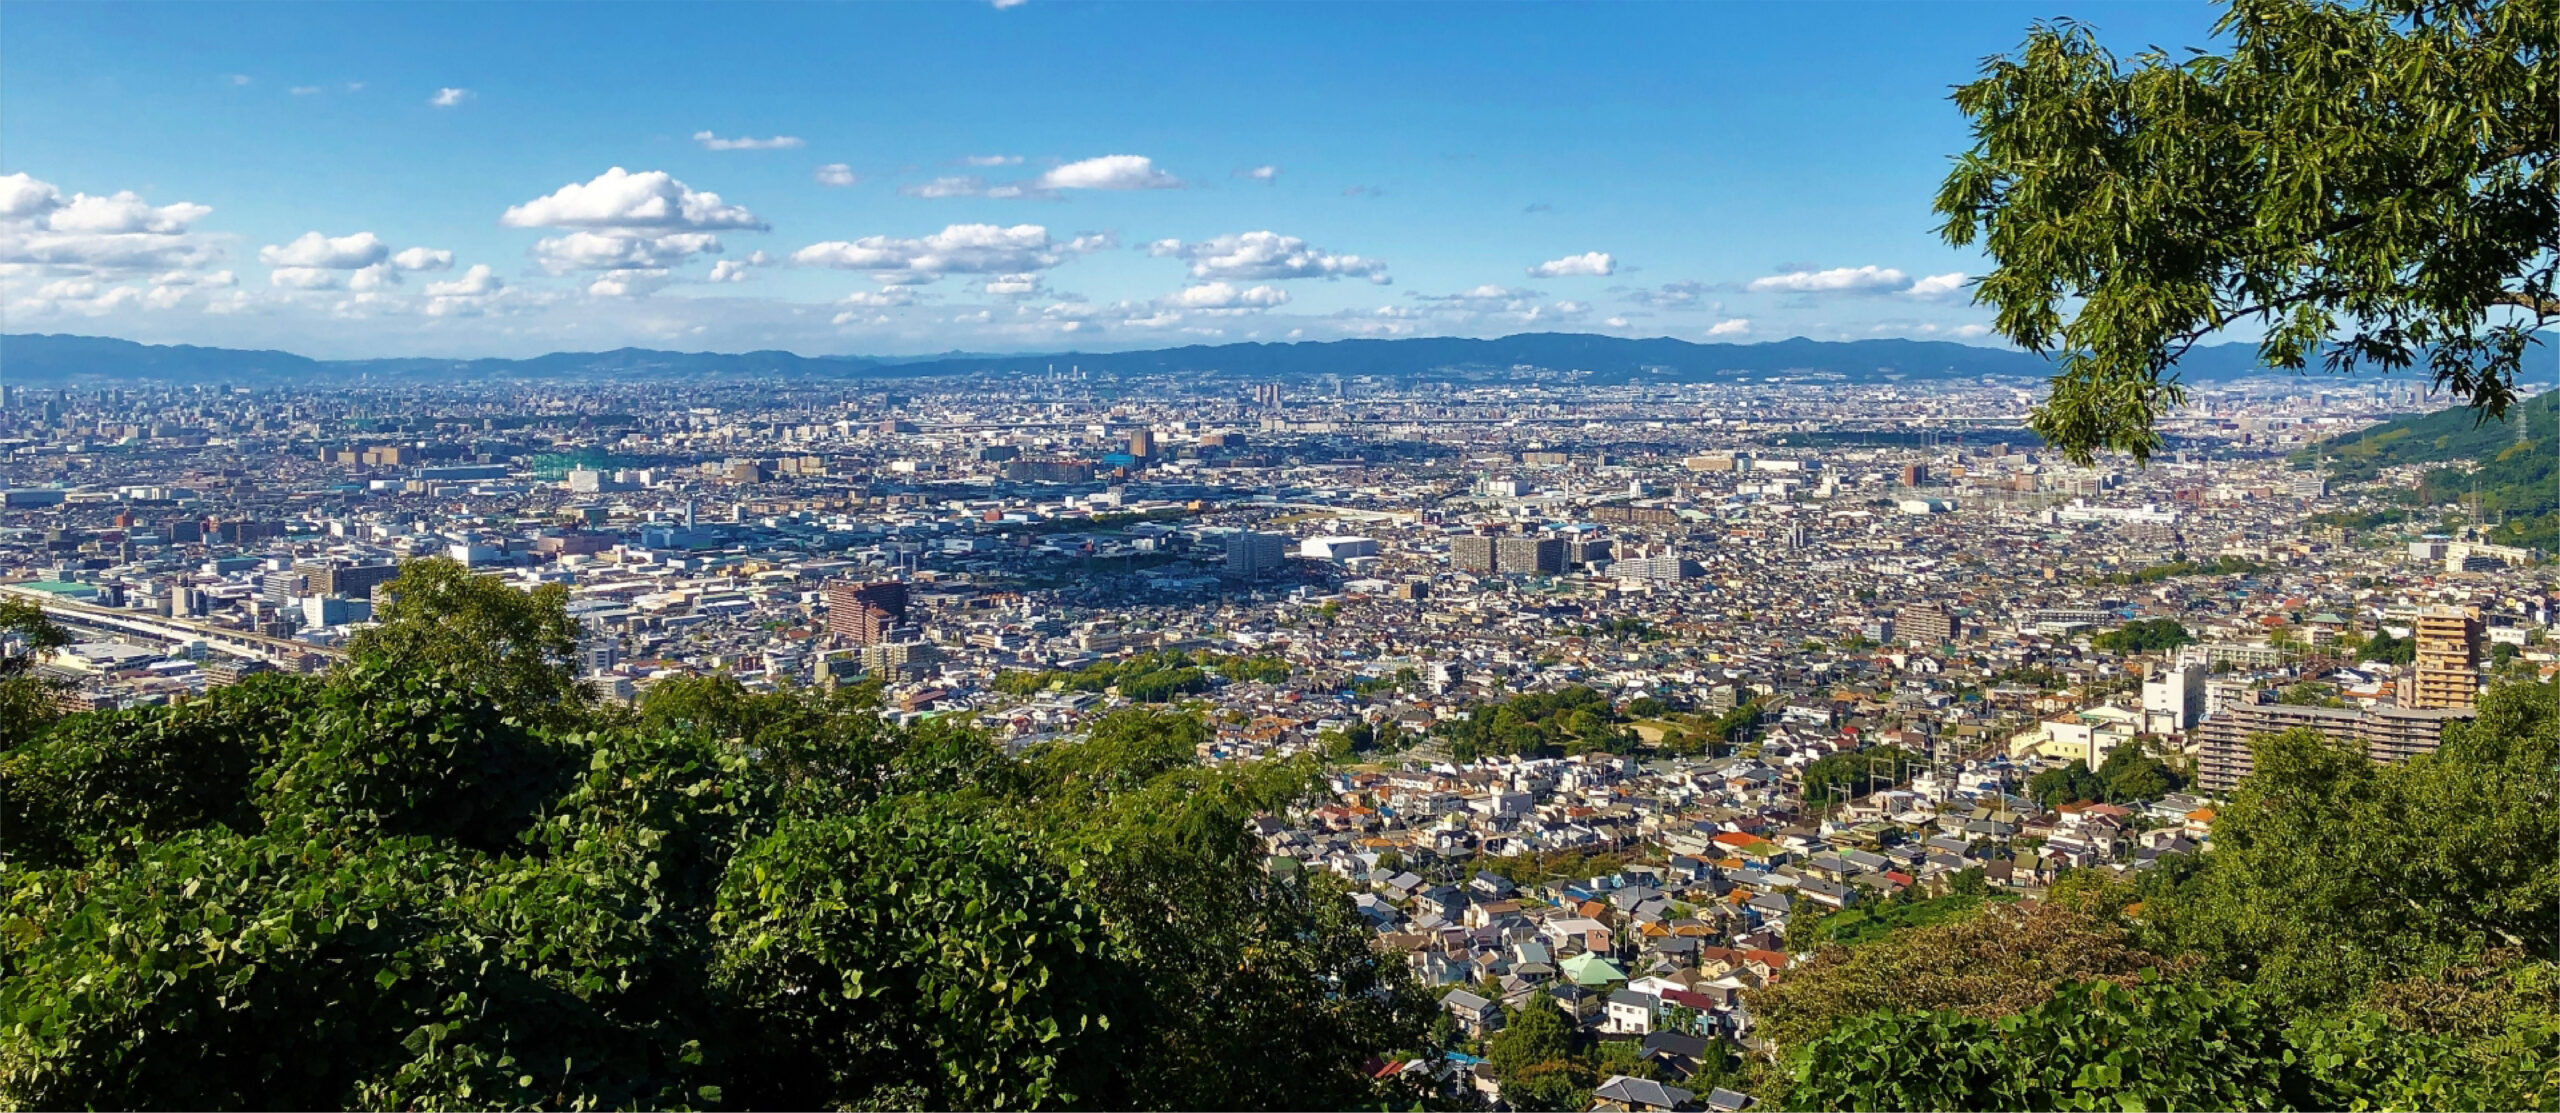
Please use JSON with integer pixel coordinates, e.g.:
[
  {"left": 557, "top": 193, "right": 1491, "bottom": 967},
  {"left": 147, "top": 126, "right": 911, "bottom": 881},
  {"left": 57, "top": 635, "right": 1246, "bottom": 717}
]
[
  {"left": 827, "top": 580, "right": 910, "bottom": 646},
  {"left": 2410, "top": 605, "right": 2483, "bottom": 710},
  {"left": 1493, "top": 536, "right": 1565, "bottom": 575},
  {"left": 1452, "top": 535, "right": 1497, "bottom": 573},
  {"left": 1224, "top": 531, "right": 1287, "bottom": 579},
  {"left": 1127, "top": 428, "right": 1155, "bottom": 458}
]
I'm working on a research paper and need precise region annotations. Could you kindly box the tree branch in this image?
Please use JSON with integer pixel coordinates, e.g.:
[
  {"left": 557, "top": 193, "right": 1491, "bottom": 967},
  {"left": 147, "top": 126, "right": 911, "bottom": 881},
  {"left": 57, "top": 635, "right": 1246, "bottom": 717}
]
[{"left": 2496, "top": 290, "right": 2560, "bottom": 318}]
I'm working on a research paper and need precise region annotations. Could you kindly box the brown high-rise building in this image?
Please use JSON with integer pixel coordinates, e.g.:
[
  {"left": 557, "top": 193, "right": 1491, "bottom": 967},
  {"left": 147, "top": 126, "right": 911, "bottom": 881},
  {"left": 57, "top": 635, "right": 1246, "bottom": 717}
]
[
  {"left": 1127, "top": 429, "right": 1154, "bottom": 458},
  {"left": 1899, "top": 602, "right": 1960, "bottom": 645},
  {"left": 2410, "top": 605, "right": 2483, "bottom": 710},
  {"left": 827, "top": 580, "right": 910, "bottom": 645}
]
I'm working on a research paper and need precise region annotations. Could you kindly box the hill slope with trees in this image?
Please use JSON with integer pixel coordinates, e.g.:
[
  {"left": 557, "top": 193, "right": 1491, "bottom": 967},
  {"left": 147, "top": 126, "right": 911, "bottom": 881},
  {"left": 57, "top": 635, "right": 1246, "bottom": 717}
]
[{"left": 0, "top": 561, "right": 1434, "bottom": 1110}]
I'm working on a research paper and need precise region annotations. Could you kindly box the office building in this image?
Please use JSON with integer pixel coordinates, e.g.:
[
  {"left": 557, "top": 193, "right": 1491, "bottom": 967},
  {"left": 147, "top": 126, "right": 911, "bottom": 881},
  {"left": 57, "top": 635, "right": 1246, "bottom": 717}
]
[
  {"left": 259, "top": 569, "right": 309, "bottom": 605},
  {"left": 295, "top": 560, "right": 402, "bottom": 601},
  {"left": 2142, "top": 664, "right": 2206, "bottom": 733}
]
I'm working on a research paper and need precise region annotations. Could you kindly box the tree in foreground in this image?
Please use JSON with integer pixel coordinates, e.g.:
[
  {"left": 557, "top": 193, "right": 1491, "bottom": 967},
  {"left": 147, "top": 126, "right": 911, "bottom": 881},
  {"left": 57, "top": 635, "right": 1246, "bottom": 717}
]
[
  {"left": 1937, "top": 0, "right": 2556, "bottom": 463},
  {"left": 1761, "top": 677, "right": 2559, "bottom": 1111},
  {"left": 0, "top": 561, "right": 1436, "bottom": 1110}
]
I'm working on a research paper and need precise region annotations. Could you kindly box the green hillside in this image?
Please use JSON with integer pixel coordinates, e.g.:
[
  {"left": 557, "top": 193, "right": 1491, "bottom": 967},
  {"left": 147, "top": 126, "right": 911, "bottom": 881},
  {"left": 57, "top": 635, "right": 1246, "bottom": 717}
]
[{"left": 2303, "top": 390, "right": 2558, "bottom": 551}]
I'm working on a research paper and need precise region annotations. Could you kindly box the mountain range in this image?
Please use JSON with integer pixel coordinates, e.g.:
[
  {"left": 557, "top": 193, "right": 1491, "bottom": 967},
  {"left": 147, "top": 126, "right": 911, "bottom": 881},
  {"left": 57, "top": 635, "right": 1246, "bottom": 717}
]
[{"left": 0, "top": 330, "right": 2386, "bottom": 387}]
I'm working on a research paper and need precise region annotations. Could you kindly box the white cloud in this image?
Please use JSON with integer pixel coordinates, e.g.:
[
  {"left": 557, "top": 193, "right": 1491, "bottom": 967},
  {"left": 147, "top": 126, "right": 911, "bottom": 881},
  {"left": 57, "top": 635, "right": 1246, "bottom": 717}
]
[
  {"left": 47, "top": 191, "right": 212, "bottom": 235},
  {"left": 1150, "top": 230, "right": 1387, "bottom": 282},
  {"left": 693, "top": 130, "right": 806, "bottom": 151},
  {"left": 1238, "top": 165, "right": 1279, "bottom": 182},
  {"left": 2, "top": 232, "right": 220, "bottom": 273},
  {"left": 501, "top": 167, "right": 766, "bottom": 231},
  {"left": 1554, "top": 300, "right": 1589, "bottom": 314},
  {"left": 531, "top": 230, "right": 723, "bottom": 273},
  {"left": 1527, "top": 251, "right": 1614, "bottom": 278},
  {"left": 709, "top": 257, "right": 758, "bottom": 282},
  {"left": 16, "top": 279, "right": 144, "bottom": 316},
  {"left": 588, "top": 269, "right": 669, "bottom": 298},
  {"left": 1624, "top": 280, "right": 1702, "bottom": 308},
  {"left": 814, "top": 163, "right": 860, "bottom": 187},
  {"left": 429, "top": 87, "right": 472, "bottom": 107},
  {"left": 149, "top": 269, "right": 235, "bottom": 287},
  {"left": 1707, "top": 317, "right": 1752, "bottom": 336},
  {"left": 1952, "top": 323, "right": 1992, "bottom": 338},
  {"left": 348, "top": 264, "right": 402, "bottom": 292},
  {"left": 390, "top": 246, "right": 454, "bottom": 272},
  {"left": 1035, "top": 154, "right": 1179, "bottom": 191},
  {"left": 268, "top": 267, "right": 342, "bottom": 289},
  {"left": 1410, "top": 284, "right": 1535, "bottom": 304},
  {"left": 420, "top": 265, "right": 507, "bottom": 316},
  {"left": 982, "top": 273, "right": 1043, "bottom": 297},
  {"left": 961, "top": 154, "right": 1022, "bottom": 167},
  {"left": 425, "top": 264, "right": 503, "bottom": 298},
  {"left": 0, "top": 173, "right": 63, "bottom": 220},
  {"left": 259, "top": 231, "right": 389, "bottom": 269},
  {"left": 989, "top": 0, "right": 1028, "bottom": 8},
  {"left": 1906, "top": 271, "right": 1968, "bottom": 299},
  {"left": 291, "top": 85, "right": 322, "bottom": 96},
  {"left": 0, "top": 176, "right": 225, "bottom": 277},
  {"left": 229, "top": 74, "right": 253, "bottom": 87},
  {"left": 1748, "top": 265, "right": 1907, "bottom": 293},
  {"left": 1163, "top": 282, "right": 1289, "bottom": 310},
  {"left": 901, "top": 175, "right": 1030, "bottom": 200},
  {"left": 1604, "top": 316, "right": 1630, "bottom": 328},
  {"left": 792, "top": 223, "right": 1102, "bottom": 279}
]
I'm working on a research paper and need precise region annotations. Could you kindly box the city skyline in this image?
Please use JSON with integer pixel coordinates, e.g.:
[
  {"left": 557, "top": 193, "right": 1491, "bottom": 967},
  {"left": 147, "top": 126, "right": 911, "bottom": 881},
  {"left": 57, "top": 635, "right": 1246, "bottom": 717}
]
[{"left": 0, "top": 1, "right": 2235, "bottom": 359}]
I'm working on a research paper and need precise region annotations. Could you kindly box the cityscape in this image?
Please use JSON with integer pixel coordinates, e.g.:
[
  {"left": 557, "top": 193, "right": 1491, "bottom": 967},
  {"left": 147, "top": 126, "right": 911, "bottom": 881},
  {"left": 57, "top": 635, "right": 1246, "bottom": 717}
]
[{"left": 1, "top": 1, "right": 2552, "bottom": 1111}]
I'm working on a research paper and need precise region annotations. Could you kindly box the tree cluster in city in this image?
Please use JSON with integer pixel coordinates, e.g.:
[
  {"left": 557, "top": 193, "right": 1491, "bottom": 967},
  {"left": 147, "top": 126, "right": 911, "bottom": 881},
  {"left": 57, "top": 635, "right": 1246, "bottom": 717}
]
[
  {"left": 2024, "top": 742, "right": 2184, "bottom": 808},
  {"left": 1433, "top": 685, "right": 1635, "bottom": 763},
  {"left": 2089, "top": 618, "right": 2194, "bottom": 655}
]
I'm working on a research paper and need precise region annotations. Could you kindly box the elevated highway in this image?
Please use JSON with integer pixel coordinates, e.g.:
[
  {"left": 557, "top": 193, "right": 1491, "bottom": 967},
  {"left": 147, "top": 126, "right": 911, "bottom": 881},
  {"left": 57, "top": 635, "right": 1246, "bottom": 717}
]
[{"left": 0, "top": 584, "right": 341, "bottom": 666}]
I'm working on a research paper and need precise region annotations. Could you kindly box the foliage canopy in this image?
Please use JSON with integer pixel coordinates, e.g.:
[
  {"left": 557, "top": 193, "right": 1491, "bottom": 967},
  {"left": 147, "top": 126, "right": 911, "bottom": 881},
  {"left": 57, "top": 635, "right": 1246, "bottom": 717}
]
[{"left": 1937, "top": 0, "right": 2558, "bottom": 463}]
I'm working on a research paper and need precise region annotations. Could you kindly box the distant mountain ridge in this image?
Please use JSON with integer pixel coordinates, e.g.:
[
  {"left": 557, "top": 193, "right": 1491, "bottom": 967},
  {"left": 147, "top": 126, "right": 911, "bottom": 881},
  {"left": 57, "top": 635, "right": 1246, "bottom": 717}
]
[{"left": 0, "top": 329, "right": 2365, "bottom": 387}]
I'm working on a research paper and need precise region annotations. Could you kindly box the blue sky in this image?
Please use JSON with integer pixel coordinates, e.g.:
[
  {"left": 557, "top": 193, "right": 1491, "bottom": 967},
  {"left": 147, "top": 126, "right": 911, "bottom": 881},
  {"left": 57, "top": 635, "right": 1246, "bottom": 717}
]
[{"left": 2, "top": 1, "right": 2232, "bottom": 359}]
